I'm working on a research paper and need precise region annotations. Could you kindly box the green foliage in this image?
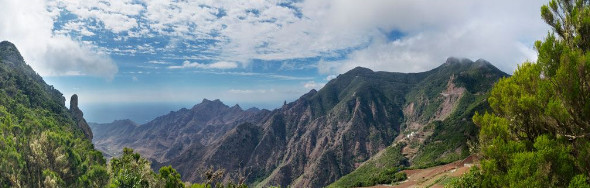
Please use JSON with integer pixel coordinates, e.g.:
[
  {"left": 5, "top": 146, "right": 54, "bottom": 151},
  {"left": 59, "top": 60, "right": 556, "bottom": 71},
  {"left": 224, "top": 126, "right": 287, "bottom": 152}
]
[
  {"left": 79, "top": 165, "right": 109, "bottom": 188},
  {"left": 159, "top": 166, "right": 185, "bottom": 188},
  {"left": 327, "top": 145, "right": 407, "bottom": 188},
  {"left": 108, "top": 148, "right": 253, "bottom": 188},
  {"left": 445, "top": 167, "right": 482, "bottom": 188},
  {"left": 411, "top": 93, "right": 486, "bottom": 168},
  {"left": 461, "top": 0, "right": 590, "bottom": 186},
  {"left": 188, "top": 182, "right": 248, "bottom": 188},
  {"left": 0, "top": 81, "right": 109, "bottom": 187},
  {"left": 569, "top": 175, "right": 590, "bottom": 188},
  {"left": 190, "top": 183, "right": 211, "bottom": 188},
  {"left": 108, "top": 148, "right": 161, "bottom": 188},
  {"left": 106, "top": 147, "right": 254, "bottom": 188}
]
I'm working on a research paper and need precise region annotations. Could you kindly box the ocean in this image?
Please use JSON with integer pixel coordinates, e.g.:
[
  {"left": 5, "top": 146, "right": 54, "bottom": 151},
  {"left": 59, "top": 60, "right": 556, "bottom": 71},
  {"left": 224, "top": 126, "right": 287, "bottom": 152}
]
[{"left": 80, "top": 102, "right": 192, "bottom": 124}]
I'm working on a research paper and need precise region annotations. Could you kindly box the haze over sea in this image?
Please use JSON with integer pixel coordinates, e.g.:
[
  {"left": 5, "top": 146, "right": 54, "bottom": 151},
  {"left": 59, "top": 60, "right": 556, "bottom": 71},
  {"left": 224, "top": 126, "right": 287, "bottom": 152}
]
[{"left": 81, "top": 101, "right": 276, "bottom": 124}]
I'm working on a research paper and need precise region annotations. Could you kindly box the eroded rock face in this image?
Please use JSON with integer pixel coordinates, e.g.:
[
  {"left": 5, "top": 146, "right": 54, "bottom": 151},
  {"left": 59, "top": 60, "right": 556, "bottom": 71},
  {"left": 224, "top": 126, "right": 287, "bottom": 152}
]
[{"left": 70, "top": 94, "right": 93, "bottom": 140}]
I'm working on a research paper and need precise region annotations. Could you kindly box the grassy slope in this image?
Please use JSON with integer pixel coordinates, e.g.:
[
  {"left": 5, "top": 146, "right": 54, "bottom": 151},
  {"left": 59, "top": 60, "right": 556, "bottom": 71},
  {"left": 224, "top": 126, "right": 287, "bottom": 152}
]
[{"left": 327, "top": 145, "right": 407, "bottom": 188}]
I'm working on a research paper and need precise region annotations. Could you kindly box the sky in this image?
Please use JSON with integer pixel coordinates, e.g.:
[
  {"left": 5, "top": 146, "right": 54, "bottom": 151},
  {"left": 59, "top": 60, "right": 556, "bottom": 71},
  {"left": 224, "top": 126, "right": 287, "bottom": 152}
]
[{"left": 0, "top": 0, "right": 550, "bottom": 123}]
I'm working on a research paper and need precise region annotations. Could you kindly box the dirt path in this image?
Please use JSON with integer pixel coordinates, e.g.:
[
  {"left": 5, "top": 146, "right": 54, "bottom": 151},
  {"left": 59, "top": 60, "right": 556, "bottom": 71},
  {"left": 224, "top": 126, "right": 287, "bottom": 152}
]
[{"left": 365, "top": 155, "right": 477, "bottom": 188}]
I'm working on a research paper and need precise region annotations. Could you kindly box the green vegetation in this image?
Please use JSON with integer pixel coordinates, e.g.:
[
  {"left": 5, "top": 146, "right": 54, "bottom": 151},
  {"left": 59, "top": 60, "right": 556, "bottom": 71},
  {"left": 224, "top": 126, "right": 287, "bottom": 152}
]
[
  {"left": 445, "top": 167, "right": 482, "bottom": 188},
  {"left": 0, "top": 104, "right": 109, "bottom": 187},
  {"left": 327, "top": 145, "right": 408, "bottom": 188},
  {"left": 0, "top": 42, "right": 109, "bottom": 187},
  {"left": 306, "top": 67, "right": 427, "bottom": 119},
  {"left": 107, "top": 148, "right": 184, "bottom": 187},
  {"left": 402, "top": 58, "right": 505, "bottom": 169},
  {"left": 329, "top": 54, "right": 506, "bottom": 187},
  {"left": 404, "top": 58, "right": 506, "bottom": 123},
  {"left": 411, "top": 92, "right": 487, "bottom": 168},
  {"left": 107, "top": 147, "right": 251, "bottom": 188},
  {"left": 450, "top": 0, "right": 590, "bottom": 186}
]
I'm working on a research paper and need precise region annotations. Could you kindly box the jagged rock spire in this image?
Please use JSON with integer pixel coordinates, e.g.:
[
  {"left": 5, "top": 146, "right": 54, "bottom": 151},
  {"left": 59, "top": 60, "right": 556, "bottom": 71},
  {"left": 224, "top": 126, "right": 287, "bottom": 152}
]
[{"left": 70, "top": 94, "right": 93, "bottom": 140}]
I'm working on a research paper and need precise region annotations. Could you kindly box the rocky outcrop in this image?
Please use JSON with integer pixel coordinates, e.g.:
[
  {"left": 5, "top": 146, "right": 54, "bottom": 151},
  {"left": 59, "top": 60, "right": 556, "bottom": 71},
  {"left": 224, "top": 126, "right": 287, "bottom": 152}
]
[{"left": 70, "top": 94, "right": 93, "bottom": 140}]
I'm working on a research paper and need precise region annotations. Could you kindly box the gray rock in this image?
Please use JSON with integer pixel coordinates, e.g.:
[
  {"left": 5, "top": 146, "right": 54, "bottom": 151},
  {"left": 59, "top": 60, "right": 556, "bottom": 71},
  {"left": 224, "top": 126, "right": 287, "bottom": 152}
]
[{"left": 70, "top": 94, "right": 93, "bottom": 140}]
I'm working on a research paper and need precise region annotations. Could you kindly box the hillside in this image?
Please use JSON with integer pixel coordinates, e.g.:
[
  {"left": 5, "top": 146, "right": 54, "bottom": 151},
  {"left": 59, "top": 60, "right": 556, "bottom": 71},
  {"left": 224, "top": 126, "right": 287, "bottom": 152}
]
[
  {"left": 329, "top": 58, "right": 506, "bottom": 187},
  {"left": 0, "top": 41, "right": 107, "bottom": 187},
  {"left": 92, "top": 57, "right": 507, "bottom": 187}
]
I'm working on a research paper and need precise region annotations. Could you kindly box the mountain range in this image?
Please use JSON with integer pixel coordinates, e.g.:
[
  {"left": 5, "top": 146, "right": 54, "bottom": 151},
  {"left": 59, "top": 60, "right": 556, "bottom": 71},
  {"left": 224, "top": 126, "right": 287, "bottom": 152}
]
[{"left": 91, "top": 57, "right": 508, "bottom": 187}]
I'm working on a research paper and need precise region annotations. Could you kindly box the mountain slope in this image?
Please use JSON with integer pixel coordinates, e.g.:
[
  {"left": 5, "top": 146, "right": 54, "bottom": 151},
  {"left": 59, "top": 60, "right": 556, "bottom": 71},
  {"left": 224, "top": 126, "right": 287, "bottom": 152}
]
[
  {"left": 329, "top": 58, "right": 507, "bottom": 187},
  {"left": 90, "top": 99, "right": 270, "bottom": 162},
  {"left": 92, "top": 57, "right": 507, "bottom": 187},
  {"left": 0, "top": 41, "right": 107, "bottom": 187}
]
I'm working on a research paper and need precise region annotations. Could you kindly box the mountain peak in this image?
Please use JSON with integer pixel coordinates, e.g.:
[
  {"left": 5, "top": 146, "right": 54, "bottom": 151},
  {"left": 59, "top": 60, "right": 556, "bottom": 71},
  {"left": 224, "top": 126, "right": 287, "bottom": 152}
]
[
  {"left": 246, "top": 107, "right": 260, "bottom": 112},
  {"left": 347, "top": 66, "right": 374, "bottom": 75},
  {"left": 444, "top": 57, "right": 473, "bottom": 65},
  {"left": 474, "top": 59, "right": 493, "bottom": 67},
  {"left": 0, "top": 41, "right": 25, "bottom": 64},
  {"left": 193, "top": 98, "right": 229, "bottom": 110},
  {"left": 0, "top": 41, "right": 17, "bottom": 50},
  {"left": 439, "top": 57, "right": 502, "bottom": 73},
  {"left": 299, "top": 89, "right": 318, "bottom": 101},
  {"left": 230, "top": 104, "right": 242, "bottom": 111},
  {"left": 200, "top": 98, "right": 224, "bottom": 104}
]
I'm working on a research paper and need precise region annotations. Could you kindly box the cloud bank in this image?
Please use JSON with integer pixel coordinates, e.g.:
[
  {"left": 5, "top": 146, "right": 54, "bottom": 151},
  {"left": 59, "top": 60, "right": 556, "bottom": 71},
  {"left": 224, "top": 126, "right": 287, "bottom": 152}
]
[
  {"left": 168, "top": 61, "right": 238, "bottom": 69},
  {"left": 3, "top": 0, "right": 550, "bottom": 80},
  {"left": 0, "top": 0, "right": 118, "bottom": 79}
]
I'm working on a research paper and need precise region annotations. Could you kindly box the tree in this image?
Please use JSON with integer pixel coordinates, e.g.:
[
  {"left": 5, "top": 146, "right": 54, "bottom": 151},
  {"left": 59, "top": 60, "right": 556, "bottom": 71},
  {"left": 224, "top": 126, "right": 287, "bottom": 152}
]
[
  {"left": 461, "top": 0, "right": 590, "bottom": 187},
  {"left": 108, "top": 148, "right": 158, "bottom": 188},
  {"left": 159, "top": 165, "right": 185, "bottom": 188}
]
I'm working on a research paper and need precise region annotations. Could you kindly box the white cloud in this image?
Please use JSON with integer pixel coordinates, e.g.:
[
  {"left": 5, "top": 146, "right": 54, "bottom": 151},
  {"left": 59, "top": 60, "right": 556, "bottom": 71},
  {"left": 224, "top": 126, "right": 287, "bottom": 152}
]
[
  {"left": 208, "top": 61, "right": 239, "bottom": 69},
  {"left": 49, "top": 0, "right": 548, "bottom": 75},
  {"left": 195, "top": 71, "right": 314, "bottom": 80},
  {"left": 303, "top": 81, "right": 325, "bottom": 90},
  {"left": 268, "top": 75, "right": 314, "bottom": 81},
  {"left": 228, "top": 89, "right": 275, "bottom": 94},
  {"left": 312, "top": 0, "right": 548, "bottom": 74},
  {"left": 325, "top": 75, "right": 337, "bottom": 81},
  {"left": 168, "top": 61, "right": 238, "bottom": 69},
  {"left": 0, "top": 0, "right": 118, "bottom": 79},
  {"left": 57, "top": 0, "right": 143, "bottom": 33},
  {"left": 147, "top": 60, "right": 171, "bottom": 64}
]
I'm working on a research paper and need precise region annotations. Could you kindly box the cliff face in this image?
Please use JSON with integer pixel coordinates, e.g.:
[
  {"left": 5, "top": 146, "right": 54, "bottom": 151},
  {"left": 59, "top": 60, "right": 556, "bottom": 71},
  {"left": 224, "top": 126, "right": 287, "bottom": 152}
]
[
  {"left": 70, "top": 94, "right": 93, "bottom": 140},
  {"left": 91, "top": 57, "right": 508, "bottom": 187},
  {"left": 90, "top": 99, "right": 270, "bottom": 163}
]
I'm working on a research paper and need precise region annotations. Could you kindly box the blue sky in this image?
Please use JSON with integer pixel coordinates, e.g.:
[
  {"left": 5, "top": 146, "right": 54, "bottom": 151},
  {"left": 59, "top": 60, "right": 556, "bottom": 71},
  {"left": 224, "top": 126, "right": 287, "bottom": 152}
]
[{"left": 1, "top": 0, "right": 550, "bottom": 122}]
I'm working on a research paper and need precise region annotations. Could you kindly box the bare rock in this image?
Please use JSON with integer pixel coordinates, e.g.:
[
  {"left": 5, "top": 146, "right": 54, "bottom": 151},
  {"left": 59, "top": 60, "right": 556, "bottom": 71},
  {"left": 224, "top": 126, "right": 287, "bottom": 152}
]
[{"left": 70, "top": 94, "right": 93, "bottom": 140}]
